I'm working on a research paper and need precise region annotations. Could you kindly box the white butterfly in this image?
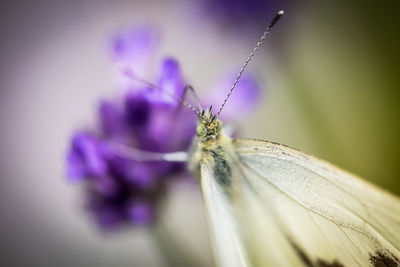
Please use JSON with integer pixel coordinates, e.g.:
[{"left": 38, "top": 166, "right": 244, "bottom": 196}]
[
  {"left": 114, "top": 10, "right": 400, "bottom": 267},
  {"left": 189, "top": 110, "right": 400, "bottom": 267}
]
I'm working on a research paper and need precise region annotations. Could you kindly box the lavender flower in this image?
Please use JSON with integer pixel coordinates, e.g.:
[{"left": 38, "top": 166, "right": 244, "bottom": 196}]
[
  {"left": 66, "top": 26, "right": 261, "bottom": 230},
  {"left": 195, "top": 0, "right": 289, "bottom": 33}
]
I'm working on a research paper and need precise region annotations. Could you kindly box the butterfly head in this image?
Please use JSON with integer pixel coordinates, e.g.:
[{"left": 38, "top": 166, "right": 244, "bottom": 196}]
[
  {"left": 194, "top": 10, "right": 284, "bottom": 142},
  {"left": 196, "top": 107, "right": 222, "bottom": 141}
]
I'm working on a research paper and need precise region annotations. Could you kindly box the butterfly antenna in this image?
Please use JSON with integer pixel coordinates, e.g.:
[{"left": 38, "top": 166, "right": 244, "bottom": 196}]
[
  {"left": 120, "top": 66, "right": 200, "bottom": 115},
  {"left": 215, "top": 10, "right": 284, "bottom": 118},
  {"left": 182, "top": 85, "right": 203, "bottom": 112}
]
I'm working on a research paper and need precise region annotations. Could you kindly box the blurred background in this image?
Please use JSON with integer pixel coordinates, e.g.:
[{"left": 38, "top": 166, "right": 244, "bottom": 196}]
[{"left": 0, "top": 0, "right": 399, "bottom": 266}]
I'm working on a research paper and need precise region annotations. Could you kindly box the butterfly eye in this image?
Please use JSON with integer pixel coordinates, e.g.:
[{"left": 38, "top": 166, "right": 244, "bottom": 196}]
[{"left": 196, "top": 124, "right": 207, "bottom": 136}]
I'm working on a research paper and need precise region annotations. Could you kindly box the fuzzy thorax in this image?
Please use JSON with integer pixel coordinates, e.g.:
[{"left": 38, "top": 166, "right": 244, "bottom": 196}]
[{"left": 190, "top": 110, "right": 234, "bottom": 183}]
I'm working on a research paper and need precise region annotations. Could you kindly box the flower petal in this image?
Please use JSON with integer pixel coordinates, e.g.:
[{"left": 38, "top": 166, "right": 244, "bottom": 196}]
[
  {"left": 66, "top": 132, "right": 107, "bottom": 181},
  {"left": 124, "top": 91, "right": 152, "bottom": 129},
  {"left": 93, "top": 176, "right": 120, "bottom": 198},
  {"left": 111, "top": 26, "right": 160, "bottom": 90},
  {"left": 94, "top": 205, "right": 123, "bottom": 229},
  {"left": 124, "top": 162, "right": 155, "bottom": 189},
  {"left": 98, "top": 100, "right": 125, "bottom": 137},
  {"left": 66, "top": 149, "right": 87, "bottom": 180},
  {"left": 111, "top": 26, "right": 159, "bottom": 75},
  {"left": 140, "top": 102, "right": 196, "bottom": 153},
  {"left": 126, "top": 200, "right": 154, "bottom": 225},
  {"left": 157, "top": 58, "right": 186, "bottom": 103}
]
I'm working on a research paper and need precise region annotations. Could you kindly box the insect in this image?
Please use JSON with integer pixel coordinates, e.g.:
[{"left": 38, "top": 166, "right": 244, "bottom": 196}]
[{"left": 114, "top": 10, "right": 400, "bottom": 267}]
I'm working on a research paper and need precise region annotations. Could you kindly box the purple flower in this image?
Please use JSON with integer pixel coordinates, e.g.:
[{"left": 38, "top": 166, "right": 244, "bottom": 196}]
[
  {"left": 111, "top": 26, "right": 159, "bottom": 76},
  {"left": 194, "top": 0, "right": 290, "bottom": 34},
  {"left": 126, "top": 200, "right": 155, "bottom": 226},
  {"left": 67, "top": 132, "right": 107, "bottom": 181},
  {"left": 205, "top": 72, "right": 261, "bottom": 122},
  {"left": 66, "top": 26, "right": 261, "bottom": 230}
]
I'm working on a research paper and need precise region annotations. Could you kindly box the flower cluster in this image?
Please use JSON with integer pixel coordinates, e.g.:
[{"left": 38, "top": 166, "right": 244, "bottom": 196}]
[
  {"left": 197, "top": 0, "right": 287, "bottom": 33},
  {"left": 66, "top": 26, "right": 261, "bottom": 230}
]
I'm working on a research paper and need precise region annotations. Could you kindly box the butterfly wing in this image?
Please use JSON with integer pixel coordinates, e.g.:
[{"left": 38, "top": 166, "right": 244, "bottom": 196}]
[
  {"left": 200, "top": 138, "right": 400, "bottom": 267},
  {"left": 200, "top": 161, "right": 250, "bottom": 267},
  {"left": 200, "top": 156, "right": 305, "bottom": 267}
]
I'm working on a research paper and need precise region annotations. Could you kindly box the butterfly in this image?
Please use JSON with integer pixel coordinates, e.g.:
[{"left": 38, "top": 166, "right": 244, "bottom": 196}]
[
  {"left": 190, "top": 112, "right": 400, "bottom": 267},
  {"left": 116, "top": 10, "right": 400, "bottom": 267}
]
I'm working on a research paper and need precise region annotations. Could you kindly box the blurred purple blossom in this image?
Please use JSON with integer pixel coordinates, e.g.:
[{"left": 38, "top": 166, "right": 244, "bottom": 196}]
[
  {"left": 205, "top": 73, "right": 261, "bottom": 122},
  {"left": 195, "top": 0, "right": 289, "bottom": 34},
  {"left": 66, "top": 26, "right": 261, "bottom": 230}
]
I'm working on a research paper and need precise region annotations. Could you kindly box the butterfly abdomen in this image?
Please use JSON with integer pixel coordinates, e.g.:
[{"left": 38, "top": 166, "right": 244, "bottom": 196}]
[
  {"left": 197, "top": 134, "right": 235, "bottom": 188},
  {"left": 207, "top": 147, "right": 232, "bottom": 187}
]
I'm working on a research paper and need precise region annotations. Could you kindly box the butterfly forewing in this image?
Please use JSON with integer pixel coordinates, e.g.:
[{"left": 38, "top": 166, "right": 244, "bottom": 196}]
[
  {"left": 201, "top": 163, "right": 249, "bottom": 267},
  {"left": 200, "top": 144, "right": 305, "bottom": 266}
]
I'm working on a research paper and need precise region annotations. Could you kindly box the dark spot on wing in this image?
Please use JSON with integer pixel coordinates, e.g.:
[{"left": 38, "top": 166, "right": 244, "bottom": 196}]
[
  {"left": 369, "top": 250, "right": 399, "bottom": 267},
  {"left": 291, "top": 242, "right": 312, "bottom": 266},
  {"left": 315, "top": 260, "right": 344, "bottom": 267},
  {"left": 290, "top": 241, "right": 344, "bottom": 267}
]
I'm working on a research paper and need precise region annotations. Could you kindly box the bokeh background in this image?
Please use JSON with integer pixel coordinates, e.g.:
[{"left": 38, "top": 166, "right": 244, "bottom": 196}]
[{"left": 0, "top": 0, "right": 399, "bottom": 266}]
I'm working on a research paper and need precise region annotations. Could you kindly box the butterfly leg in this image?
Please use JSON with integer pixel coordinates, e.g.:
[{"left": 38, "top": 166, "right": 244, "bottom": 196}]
[{"left": 108, "top": 142, "right": 189, "bottom": 162}]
